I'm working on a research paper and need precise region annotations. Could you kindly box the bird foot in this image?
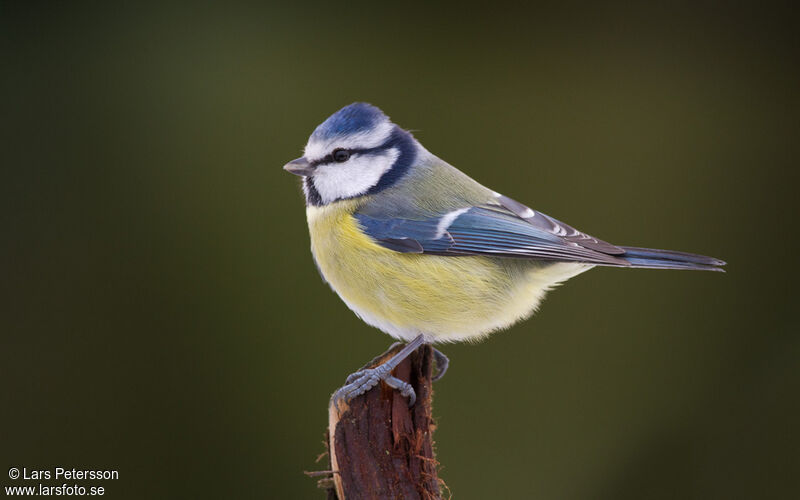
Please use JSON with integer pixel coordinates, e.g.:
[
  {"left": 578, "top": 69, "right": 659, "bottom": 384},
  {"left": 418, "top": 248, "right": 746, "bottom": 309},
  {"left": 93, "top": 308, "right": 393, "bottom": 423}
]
[
  {"left": 331, "top": 335, "right": 428, "bottom": 409},
  {"left": 329, "top": 335, "right": 453, "bottom": 410},
  {"left": 332, "top": 364, "right": 416, "bottom": 408}
]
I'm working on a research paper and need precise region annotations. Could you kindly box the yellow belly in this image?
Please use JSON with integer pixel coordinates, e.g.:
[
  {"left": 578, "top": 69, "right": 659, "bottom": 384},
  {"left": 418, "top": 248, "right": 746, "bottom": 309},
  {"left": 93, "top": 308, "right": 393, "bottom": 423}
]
[{"left": 307, "top": 200, "right": 591, "bottom": 343}]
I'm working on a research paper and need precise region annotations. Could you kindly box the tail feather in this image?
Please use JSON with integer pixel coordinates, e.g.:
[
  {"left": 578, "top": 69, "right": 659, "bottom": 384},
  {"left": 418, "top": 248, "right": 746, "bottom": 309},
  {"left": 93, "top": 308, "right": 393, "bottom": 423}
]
[{"left": 619, "top": 246, "right": 726, "bottom": 272}]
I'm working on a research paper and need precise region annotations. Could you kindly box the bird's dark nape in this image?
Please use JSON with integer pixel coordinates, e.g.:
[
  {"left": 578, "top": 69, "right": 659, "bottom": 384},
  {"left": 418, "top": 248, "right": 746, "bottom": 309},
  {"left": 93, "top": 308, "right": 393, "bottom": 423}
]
[
  {"left": 619, "top": 246, "right": 726, "bottom": 271},
  {"left": 364, "top": 127, "right": 417, "bottom": 195}
]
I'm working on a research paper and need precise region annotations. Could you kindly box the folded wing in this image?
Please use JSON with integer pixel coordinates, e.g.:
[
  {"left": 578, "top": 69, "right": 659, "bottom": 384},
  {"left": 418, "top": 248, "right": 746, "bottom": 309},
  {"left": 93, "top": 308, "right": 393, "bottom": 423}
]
[
  {"left": 355, "top": 192, "right": 725, "bottom": 271},
  {"left": 355, "top": 199, "right": 630, "bottom": 266}
]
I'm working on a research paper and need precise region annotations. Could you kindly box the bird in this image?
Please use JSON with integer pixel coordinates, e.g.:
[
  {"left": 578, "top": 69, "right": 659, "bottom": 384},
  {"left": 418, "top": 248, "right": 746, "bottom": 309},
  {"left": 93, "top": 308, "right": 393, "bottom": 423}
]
[{"left": 283, "top": 102, "right": 725, "bottom": 407}]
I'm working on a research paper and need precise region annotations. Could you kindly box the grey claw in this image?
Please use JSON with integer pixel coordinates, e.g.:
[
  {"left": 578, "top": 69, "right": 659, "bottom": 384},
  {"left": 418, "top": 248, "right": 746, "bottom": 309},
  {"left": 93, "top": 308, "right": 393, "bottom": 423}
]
[
  {"left": 432, "top": 348, "right": 449, "bottom": 382},
  {"left": 384, "top": 375, "right": 417, "bottom": 406}
]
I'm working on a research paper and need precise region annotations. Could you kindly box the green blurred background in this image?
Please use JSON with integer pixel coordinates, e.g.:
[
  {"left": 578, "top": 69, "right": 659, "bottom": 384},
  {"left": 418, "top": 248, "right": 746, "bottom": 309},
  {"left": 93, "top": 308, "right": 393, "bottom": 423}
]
[{"left": 2, "top": 2, "right": 798, "bottom": 498}]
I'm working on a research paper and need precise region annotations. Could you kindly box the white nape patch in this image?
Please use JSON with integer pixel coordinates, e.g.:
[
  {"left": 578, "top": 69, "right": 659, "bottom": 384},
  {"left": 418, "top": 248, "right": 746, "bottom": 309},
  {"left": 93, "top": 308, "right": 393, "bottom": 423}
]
[
  {"left": 304, "top": 121, "right": 394, "bottom": 162},
  {"left": 491, "top": 191, "right": 501, "bottom": 197},
  {"left": 312, "top": 148, "right": 399, "bottom": 204},
  {"left": 520, "top": 207, "right": 535, "bottom": 218},
  {"left": 435, "top": 208, "right": 469, "bottom": 238}
]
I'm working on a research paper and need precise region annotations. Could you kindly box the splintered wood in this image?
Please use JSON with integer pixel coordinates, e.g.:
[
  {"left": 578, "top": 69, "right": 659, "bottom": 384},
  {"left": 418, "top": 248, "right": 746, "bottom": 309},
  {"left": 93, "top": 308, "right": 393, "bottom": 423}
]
[{"left": 323, "top": 344, "right": 442, "bottom": 500}]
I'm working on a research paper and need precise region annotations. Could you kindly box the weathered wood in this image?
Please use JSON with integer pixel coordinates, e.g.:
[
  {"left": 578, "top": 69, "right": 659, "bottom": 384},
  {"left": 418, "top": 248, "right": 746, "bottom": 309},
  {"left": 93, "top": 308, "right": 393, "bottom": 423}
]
[{"left": 320, "top": 344, "right": 441, "bottom": 500}]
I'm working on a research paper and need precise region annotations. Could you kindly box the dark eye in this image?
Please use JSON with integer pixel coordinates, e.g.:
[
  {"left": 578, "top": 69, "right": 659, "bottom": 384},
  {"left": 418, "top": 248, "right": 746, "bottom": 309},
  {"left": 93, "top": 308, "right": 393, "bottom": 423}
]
[{"left": 333, "top": 149, "right": 350, "bottom": 163}]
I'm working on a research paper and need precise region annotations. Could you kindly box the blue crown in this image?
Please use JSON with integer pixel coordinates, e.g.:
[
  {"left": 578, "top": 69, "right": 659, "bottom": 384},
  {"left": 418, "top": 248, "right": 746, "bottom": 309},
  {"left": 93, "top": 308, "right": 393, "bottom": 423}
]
[{"left": 311, "top": 102, "right": 388, "bottom": 140}]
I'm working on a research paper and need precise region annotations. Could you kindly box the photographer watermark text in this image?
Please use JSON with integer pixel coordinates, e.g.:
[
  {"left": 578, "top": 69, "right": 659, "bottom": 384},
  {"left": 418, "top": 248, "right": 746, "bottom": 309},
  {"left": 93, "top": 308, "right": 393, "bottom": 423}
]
[{"left": 5, "top": 467, "right": 118, "bottom": 496}]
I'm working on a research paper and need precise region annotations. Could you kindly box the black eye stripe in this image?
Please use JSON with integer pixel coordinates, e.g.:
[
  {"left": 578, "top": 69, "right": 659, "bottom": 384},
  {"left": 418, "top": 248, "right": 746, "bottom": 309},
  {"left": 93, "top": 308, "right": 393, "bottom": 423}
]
[{"left": 310, "top": 145, "right": 386, "bottom": 167}]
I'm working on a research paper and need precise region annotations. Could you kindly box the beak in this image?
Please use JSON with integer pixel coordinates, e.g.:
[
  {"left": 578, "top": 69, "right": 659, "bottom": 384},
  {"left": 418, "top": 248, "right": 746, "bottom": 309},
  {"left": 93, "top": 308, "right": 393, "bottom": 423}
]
[{"left": 283, "top": 157, "right": 315, "bottom": 177}]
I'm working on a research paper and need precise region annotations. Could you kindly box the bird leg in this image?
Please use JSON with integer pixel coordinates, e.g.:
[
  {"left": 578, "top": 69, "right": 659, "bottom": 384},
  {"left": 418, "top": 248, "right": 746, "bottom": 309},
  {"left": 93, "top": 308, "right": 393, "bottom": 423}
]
[
  {"left": 331, "top": 334, "right": 426, "bottom": 408},
  {"left": 378, "top": 344, "right": 448, "bottom": 381}
]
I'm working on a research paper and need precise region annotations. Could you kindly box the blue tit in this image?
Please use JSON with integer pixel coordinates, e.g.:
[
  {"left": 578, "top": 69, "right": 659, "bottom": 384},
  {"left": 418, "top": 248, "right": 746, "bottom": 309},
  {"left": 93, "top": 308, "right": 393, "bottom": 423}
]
[{"left": 283, "top": 102, "right": 725, "bottom": 405}]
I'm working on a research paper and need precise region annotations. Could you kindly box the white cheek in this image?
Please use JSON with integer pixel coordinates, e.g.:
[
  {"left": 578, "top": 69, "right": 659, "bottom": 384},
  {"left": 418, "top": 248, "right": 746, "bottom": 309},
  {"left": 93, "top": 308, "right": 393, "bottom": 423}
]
[
  {"left": 312, "top": 148, "right": 399, "bottom": 204},
  {"left": 304, "top": 121, "right": 394, "bottom": 161}
]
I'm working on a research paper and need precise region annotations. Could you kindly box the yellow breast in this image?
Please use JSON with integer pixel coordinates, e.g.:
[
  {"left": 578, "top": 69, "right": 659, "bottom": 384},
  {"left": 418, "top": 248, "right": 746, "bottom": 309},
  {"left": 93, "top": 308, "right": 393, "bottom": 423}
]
[{"left": 306, "top": 199, "right": 591, "bottom": 343}]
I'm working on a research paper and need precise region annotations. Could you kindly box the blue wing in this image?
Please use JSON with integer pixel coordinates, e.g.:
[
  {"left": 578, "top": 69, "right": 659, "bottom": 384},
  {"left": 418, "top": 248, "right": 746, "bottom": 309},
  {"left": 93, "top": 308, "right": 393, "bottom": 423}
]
[
  {"left": 354, "top": 198, "right": 631, "bottom": 266},
  {"left": 355, "top": 191, "right": 725, "bottom": 271}
]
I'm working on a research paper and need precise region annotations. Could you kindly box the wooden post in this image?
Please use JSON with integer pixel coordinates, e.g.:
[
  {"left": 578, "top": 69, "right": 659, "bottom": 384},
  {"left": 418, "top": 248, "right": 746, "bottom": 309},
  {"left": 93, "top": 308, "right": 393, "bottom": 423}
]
[{"left": 311, "top": 344, "right": 443, "bottom": 499}]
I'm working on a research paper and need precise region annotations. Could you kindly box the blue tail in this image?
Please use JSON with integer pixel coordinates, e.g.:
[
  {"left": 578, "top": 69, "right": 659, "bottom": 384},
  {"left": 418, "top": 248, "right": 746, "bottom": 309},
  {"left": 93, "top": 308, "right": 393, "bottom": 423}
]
[{"left": 619, "top": 246, "right": 726, "bottom": 272}]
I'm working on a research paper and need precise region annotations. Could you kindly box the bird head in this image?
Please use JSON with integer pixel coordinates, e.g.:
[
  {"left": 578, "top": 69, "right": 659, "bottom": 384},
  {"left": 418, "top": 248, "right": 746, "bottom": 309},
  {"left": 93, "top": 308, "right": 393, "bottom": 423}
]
[{"left": 283, "top": 103, "right": 419, "bottom": 206}]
